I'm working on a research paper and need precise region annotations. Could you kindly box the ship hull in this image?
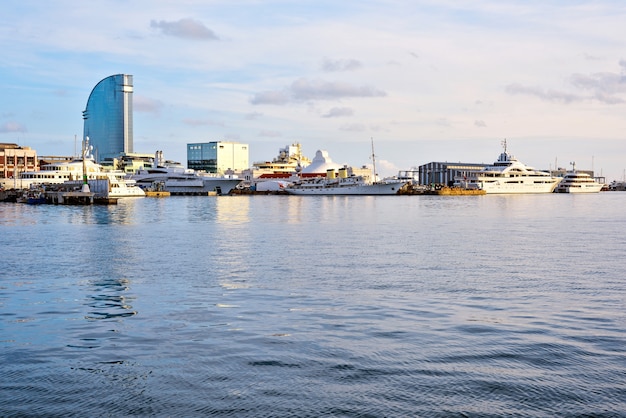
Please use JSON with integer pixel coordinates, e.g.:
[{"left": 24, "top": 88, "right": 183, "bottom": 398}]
[{"left": 284, "top": 182, "right": 402, "bottom": 195}]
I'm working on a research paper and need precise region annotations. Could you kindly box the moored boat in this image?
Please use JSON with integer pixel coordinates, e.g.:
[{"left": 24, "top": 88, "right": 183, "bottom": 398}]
[
  {"left": 454, "top": 140, "right": 560, "bottom": 194},
  {"left": 284, "top": 167, "right": 405, "bottom": 195},
  {"left": 555, "top": 162, "right": 603, "bottom": 193},
  {"left": 16, "top": 138, "right": 144, "bottom": 198},
  {"left": 128, "top": 151, "right": 241, "bottom": 195}
]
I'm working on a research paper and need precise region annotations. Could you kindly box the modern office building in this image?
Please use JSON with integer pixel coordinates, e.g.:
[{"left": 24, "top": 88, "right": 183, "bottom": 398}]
[
  {"left": 187, "top": 141, "right": 249, "bottom": 173},
  {"left": 82, "top": 74, "right": 133, "bottom": 162}
]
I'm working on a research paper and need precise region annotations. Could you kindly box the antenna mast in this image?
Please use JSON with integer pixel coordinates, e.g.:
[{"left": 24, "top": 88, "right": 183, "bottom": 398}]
[{"left": 370, "top": 137, "right": 377, "bottom": 182}]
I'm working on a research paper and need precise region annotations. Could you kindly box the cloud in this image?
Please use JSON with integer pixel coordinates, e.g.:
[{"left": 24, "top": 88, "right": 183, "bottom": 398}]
[
  {"left": 339, "top": 123, "right": 366, "bottom": 132},
  {"left": 373, "top": 159, "right": 400, "bottom": 177},
  {"left": 258, "top": 130, "right": 282, "bottom": 137},
  {"left": 250, "top": 91, "right": 290, "bottom": 105},
  {"left": 475, "top": 120, "right": 487, "bottom": 127},
  {"left": 251, "top": 78, "right": 386, "bottom": 105},
  {"left": 134, "top": 95, "right": 163, "bottom": 114},
  {"left": 321, "top": 58, "right": 362, "bottom": 72},
  {"left": 0, "top": 121, "right": 27, "bottom": 133},
  {"left": 244, "top": 112, "right": 264, "bottom": 120},
  {"left": 507, "top": 67, "right": 626, "bottom": 105},
  {"left": 150, "top": 18, "right": 219, "bottom": 40},
  {"left": 505, "top": 83, "right": 583, "bottom": 104},
  {"left": 322, "top": 107, "right": 354, "bottom": 118},
  {"left": 291, "top": 78, "right": 386, "bottom": 101},
  {"left": 570, "top": 72, "right": 625, "bottom": 93}
]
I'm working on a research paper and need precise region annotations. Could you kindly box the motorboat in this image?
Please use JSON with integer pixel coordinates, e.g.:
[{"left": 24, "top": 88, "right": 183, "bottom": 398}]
[
  {"left": 128, "top": 151, "right": 242, "bottom": 195},
  {"left": 555, "top": 163, "right": 603, "bottom": 193},
  {"left": 609, "top": 180, "right": 626, "bottom": 191},
  {"left": 16, "top": 186, "right": 48, "bottom": 204},
  {"left": 284, "top": 167, "right": 405, "bottom": 195},
  {"left": 454, "top": 140, "right": 560, "bottom": 194}
]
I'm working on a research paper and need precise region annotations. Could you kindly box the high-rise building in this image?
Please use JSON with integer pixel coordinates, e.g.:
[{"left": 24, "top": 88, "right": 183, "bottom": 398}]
[
  {"left": 187, "top": 142, "right": 249, "bottom": 173},
  {"left": 82, "top": 74, "right": 133, "bottom": 162}
]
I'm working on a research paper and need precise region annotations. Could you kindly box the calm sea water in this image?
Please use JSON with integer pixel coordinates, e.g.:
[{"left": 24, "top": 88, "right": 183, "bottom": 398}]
[{"left": 1, "top": 193, "right": 625, "bottom": 417}]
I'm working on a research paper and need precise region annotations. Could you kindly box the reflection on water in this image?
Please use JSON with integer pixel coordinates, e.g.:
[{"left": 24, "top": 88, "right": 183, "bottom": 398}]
[
  {"left": 84, "top": 278, "right": 136, "bottom": 321},
  {"left": 1, "top": 194, "right": 626, "bottom": 416}
]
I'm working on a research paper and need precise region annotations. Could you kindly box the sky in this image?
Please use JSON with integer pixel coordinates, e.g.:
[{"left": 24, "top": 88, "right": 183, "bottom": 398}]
[{"left": 1, "top": 0, "right": 626, "bottom": 180}]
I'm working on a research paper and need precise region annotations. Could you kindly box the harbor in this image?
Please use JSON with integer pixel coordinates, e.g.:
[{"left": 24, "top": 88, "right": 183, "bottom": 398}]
[{"left": 2, "top": 138, "right": 616, "bottom": 204}]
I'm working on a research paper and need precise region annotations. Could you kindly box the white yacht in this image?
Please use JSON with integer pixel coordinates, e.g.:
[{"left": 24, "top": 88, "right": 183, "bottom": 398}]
[
  {"left": 128, "top": 151, "right": 242, "bottom": 195},
  {"left": 284, "top": 167, "right": 405, "bottom": 195},
  {"left": 16, "top": 141, "right": 145, "bottom": 198},
  {"left": 555, "top": 163, "right": 603, "bottom": 193},
  {"left": 455, "top": 141, "right": 560, "bottom": 194}
]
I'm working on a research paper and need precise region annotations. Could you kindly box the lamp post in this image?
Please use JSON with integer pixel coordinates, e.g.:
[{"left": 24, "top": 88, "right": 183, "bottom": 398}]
[{"left": 81, "top": 137, "right": 90, "bottom": 193}]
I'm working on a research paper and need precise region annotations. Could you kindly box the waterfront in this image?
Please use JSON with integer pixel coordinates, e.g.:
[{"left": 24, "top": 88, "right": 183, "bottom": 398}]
[{"left": 1, "top": 194, "right": 625, "bottom": 417}]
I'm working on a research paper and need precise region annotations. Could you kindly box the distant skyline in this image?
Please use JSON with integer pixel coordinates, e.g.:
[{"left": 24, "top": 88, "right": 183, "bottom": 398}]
[{"left": 1, "top": 0, "right": 626, "bottom": 180}]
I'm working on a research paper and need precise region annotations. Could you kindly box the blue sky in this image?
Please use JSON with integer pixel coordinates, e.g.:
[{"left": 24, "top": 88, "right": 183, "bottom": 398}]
[{"left": 2, "top": 0, "right": 626, "bottom": 180}]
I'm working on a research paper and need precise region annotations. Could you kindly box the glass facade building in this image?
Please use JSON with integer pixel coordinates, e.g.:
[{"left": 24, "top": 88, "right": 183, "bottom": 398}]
[
  {"left": 82, "top": 74, "right": 133, "bottom": 162},
  {"left": 187, "top": 142, "right": 249, "bottom": 173}
]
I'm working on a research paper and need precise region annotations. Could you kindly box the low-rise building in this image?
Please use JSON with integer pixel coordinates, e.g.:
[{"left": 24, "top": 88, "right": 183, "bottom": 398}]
[
  {"left": 418, "top": 161, "right": 486, "bottom": 186},
  {"left": 0, "top": 143, "right": 38, "bottom": 188}
]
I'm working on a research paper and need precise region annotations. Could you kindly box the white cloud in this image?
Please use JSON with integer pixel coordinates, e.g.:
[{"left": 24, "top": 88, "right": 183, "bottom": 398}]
[
  {"left": 321, "top": 58, "right": 363, "bottom": 72},
  {"left": 339, "top": 123, "right": 366, "bottom": 132},
  {"left": 505, "top": 83, "right": 583, "bottom": 104},
  {"left": 150, "top": 18, "right": 219, "bottom": 40},
  {"left": 251, "top": 78, "right": 386, "bottom": 105},
  {"left": 322, "top": 107, "right": 354, "bottom": 118},
  {"left": 0, "top": 122, "right": 27, "bottom": 133},
  {"left": 258, "top": 130, "right": 282, "bottom": 137}
]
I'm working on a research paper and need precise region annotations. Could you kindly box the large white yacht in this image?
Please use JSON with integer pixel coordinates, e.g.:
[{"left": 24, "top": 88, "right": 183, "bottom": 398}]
[
  {"left": 455, "top": 141, "right": 560, "bottom": 194},
  {"left": 284, "top": 166, "right": 405, "bottom": 195},
  {"left": 555, "top": 163, "right": 603, "bottom": 193},
  {"left": 128, "top": 151, "right": 242, "bottom": 195},
  {"left": 15, "top": 139, "right": 145, "bottom": 198}
]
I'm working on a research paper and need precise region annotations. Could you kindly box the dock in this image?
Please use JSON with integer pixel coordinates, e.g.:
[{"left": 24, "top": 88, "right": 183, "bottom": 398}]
[
  {"left": 399, "top": 185, "right": 486, "bottom": 195},
  {"left": 425, "top": 186, "right": 486, "bottom": 196},
  {"left": 145, "top": 190, "right": 171, "bottom": 197}
]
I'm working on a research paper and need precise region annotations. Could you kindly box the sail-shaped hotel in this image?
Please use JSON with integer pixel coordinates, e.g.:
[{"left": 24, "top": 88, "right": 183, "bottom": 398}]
[{"left": 82, "top": 74, "right": 134, "bottom": 162}]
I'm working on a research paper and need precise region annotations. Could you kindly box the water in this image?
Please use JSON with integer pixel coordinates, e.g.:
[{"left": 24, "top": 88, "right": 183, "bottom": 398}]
[{"left": 1, "top": 194, "right": 625, "bottom": 417}]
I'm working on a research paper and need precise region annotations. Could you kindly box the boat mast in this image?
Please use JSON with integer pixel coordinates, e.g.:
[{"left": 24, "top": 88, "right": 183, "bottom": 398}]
[{"left": 371, "top": 137, "right": 377, "bottom": 183}]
